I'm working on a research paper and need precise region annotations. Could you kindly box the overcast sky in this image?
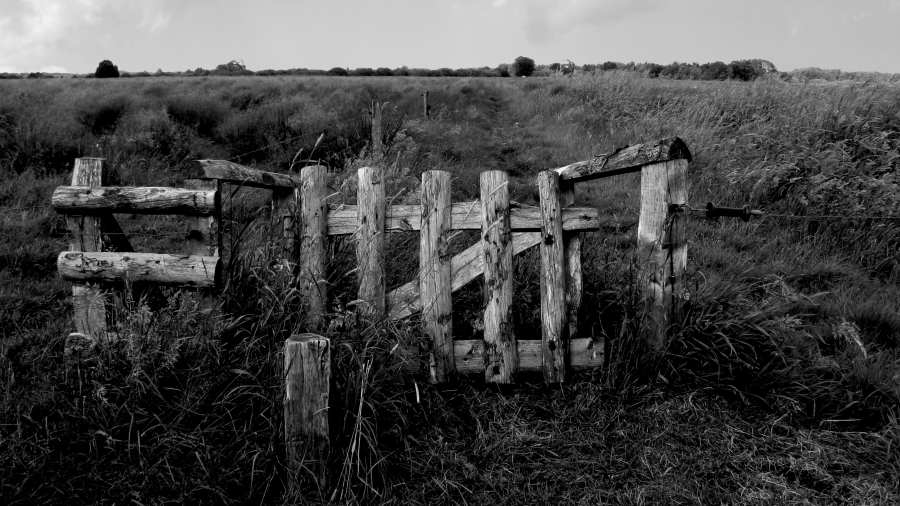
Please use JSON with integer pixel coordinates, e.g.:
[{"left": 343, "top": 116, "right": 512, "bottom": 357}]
[{"left": 1, "top": 0, "right": 899, "bottom": 74}]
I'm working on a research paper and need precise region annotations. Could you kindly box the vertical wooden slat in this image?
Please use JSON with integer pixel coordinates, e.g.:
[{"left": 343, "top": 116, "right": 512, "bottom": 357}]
[
  {"left": 561, "top": 181, "right": 582, "bottom": 342},
  {"left": 299, "top": 165, "right": 328, "bottom": 331},
  {"left": 68, "top": 158, "right": 108, "bottom": 340},
  {"left": 637, "top": 159, "right": 689, "bottom": 354},
  {"left": 422, "top": 91, "right": 429, "bottom": 119},
  {"left": 538, "top": 171, "right": 568, "bottom": 383},
  {"left": 420, "top": 170, "right": 454, "bottom": 383},
  {"left": 184, "top": 179, "right": 221, "bottom": 257},
  {"left": 284, "top": 334, "right": 331, "bottom": 487},
  {"left": 480, "top": 170, "right": 517, "bottom": 384},
  {"left": 272, "top": 186, "right": 297, "bottom": 262},
  {"left": 357, "top": 166, "right": 386, "bottom": 323}
]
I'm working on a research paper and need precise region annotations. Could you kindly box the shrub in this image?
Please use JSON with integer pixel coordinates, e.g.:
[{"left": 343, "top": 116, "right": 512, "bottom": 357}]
[
  {"left": 163, "top": 95, "right": 228, "bottom": 138},
  {"left": 75, "top": 94, "right": 132, "bottom": 135},
  {"left": 374, "top": 67, "right": 393, "bottom": 77},
  {"left": 328, "top": 67, "right": 349, "bottom": 76},
  {"left": 95, "top": 60, "right": 120, "bottom": 78}
]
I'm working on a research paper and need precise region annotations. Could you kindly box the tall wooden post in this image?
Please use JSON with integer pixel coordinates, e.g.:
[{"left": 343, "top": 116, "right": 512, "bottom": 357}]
[
  {"left": 299, "top": 165, "right": 328, "bottom": 331},
  {"left": 636, "top": 159, "right": 688, "bottom": 354},
  {"left": 480, "top": 170, "right": 517, "bottom": 384},
  {"left": 69, "top": 158, "right": 108, "bottom": 342},
  {"left": 561, "top": 182, "right": 582, "bottom": 343},
  {"left": 357, "top": 166, "right": 386, "bottom": 323},
  {"left": 422, "top": 91, "right": 429, "bottom": 119},
  {"left": 538, "top": 171, "right": 567, "bottom": 383},
  {"left": 284, "top": 334, "right": 331, "bottom": 487},
  {"left": 420, "top": 170, "right": 454, "bottom": 383},
  {"left": 371, "top": 101, "right": 383, "bottom": 158}
]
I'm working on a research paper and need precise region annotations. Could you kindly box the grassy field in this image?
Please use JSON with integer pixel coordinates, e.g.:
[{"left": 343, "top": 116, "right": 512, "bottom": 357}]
[{"left": 1, "top": 72, "right": 899, "bottom": 504}]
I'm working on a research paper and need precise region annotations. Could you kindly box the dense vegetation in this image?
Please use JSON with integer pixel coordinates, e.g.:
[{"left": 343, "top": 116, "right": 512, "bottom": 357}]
[{"left": 1, "top": 72, "right": 899, "bottom": 504}]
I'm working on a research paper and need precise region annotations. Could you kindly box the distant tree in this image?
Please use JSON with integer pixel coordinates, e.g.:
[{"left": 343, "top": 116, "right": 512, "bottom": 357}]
[
  {"left": 375, "top": 67, "right": 393, "bottom": 76},
  {"left": 702, "top": 61, "right": 729, "bottom": 80},
  {"left": 512, "top": 56, "right": 535, "bottom": 77},
  {"left": 728, "top": 60, "right": 758, "bottom": 81},
  {"left": 496, "top": 63, "right": 510, "bottom": 77},
  {"left": 95, "top": 60, "right": 120, "bottom": 78},
  {"left": 582, "top": 64, "right": 597, "bottom": 72},
  {"left": 328, "top": 67, "right": 348, "bottom": 76},
  {"left": 393, "top": 66, "right": 409, "bottom": 76},
  {"left": 645, "top": 63, "right": 664, "bottom": 78},
  {"left": 352, "top": 67, "right": 374, "bottom": 76},
  {"left": 601, "top": 61, "right": 618, "bottom": 71}
]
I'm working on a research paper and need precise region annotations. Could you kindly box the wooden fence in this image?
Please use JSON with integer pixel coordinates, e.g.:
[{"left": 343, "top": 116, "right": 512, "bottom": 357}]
[{"left": 52, "top": 134, "right": 691, "bottom": 483}]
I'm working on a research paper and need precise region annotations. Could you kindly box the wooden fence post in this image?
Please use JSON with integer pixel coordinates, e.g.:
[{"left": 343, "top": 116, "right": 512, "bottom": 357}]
[
  {"left": 420, "top": 170, "right": 454, "bottom": 383},
  {"left": 272, "top": 186, "right": 297, "bottom": 263},
  {"left": 371, "top": 101, "right": 383, "bottom": 158},
  {"left": 538, "top": 171, "right": 567, "bottom": 383},
  {"left": 184, "top": 179, "right": 221, "bottom": 257},
  {"left": 68, "top": 158, "right": 108, "bottom": 342},
  {"left": 560, "top": 182, "right": 582, "bottom": 343},
  {"left": 481, "top": 170, "right": 518, "bottom": 384},
  {"left": 299, "top": 165, "right": 328, "bottom": 331},
  {"left": 422, "top": 91, "right": 429, "bottom": 119},
  {"left": 357, "top": 166, "right": 386, "bottom": 323},
  {"left": 636, "top": 159, "right": 688, "bottom": 354},
  {"left": 284, "top": 334, "right": 331, "bottom": 487}
]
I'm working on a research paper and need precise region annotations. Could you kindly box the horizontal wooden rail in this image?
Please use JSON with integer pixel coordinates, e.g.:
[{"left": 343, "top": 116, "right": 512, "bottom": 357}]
[
  {"left": 58, "top": 251, "right": 220, "bottom": 288},
  {"left": 395, "top": 338, "right": 603, "bottom": 374},
  {"left": 553, "top": 136, "right": 691, "bottom": 182},
  {"left": 53, "top": 187, "right": 218, "bottom": 216},
  {"left": 325, "top": 203, "right": 600, "bottom": 234},
  {"left": 388, "top": 231, "right": 541, "bottom": 320},
  {"left": 191, "top": 160, "right": 302, "bottom": 189}
]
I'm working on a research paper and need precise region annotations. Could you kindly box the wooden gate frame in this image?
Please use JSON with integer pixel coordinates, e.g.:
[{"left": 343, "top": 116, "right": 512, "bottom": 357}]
[{"left": 287, "top": 136, "right": 691, "bottom": 385}]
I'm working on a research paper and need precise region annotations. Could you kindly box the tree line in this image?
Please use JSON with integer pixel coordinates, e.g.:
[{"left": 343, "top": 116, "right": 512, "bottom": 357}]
[{"left": 5, "top": 57, "right": 897, "bottom": 83}]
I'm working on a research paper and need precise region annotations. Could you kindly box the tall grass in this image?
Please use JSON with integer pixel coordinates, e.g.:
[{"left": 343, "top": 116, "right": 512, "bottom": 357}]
[{"left": 1, "top": 73, "right": 899, "bottom": 504}]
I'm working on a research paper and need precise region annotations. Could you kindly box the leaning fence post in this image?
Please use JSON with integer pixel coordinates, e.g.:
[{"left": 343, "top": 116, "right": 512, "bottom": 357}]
[
  {"left": 68, "top": 158, "right": 108, "bottom": 343},
  {"left": 538, "top": 171, "right": 568, "bottom": 383},
  {"left": 357, "top": 166, "right": 386, "bottom": 323},
  {"left": 636, "top": 159, "right": 688, "bottom": 354},
  {"left": 481, "top": 170, "right": 518, "bottom": 384},
  {"left": 284, "top": 334, "right": 331, "bottom": 487},
  {"left": 299, "top": 165, "right": 328, "bottom": 331},
  {"left": 420, "top": 170, "right": 454, "bottom": 383}
]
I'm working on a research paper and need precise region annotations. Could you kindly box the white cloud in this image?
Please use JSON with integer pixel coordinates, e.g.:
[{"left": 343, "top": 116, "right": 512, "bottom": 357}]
[
  {"left": 852, "top": 11, "right": 872, "bottom": 21},
  {"left": 497, "top": 0, "right": 662, "bottom": 43},
  {"left": 0, "top": 0, "right": 175, "bottom": 71},
  {"left": 40, "top": 65, "right": 69, "bottom": 73},
  {"left": 789, "top": 19, "right": 802, "bottom": 36}
]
